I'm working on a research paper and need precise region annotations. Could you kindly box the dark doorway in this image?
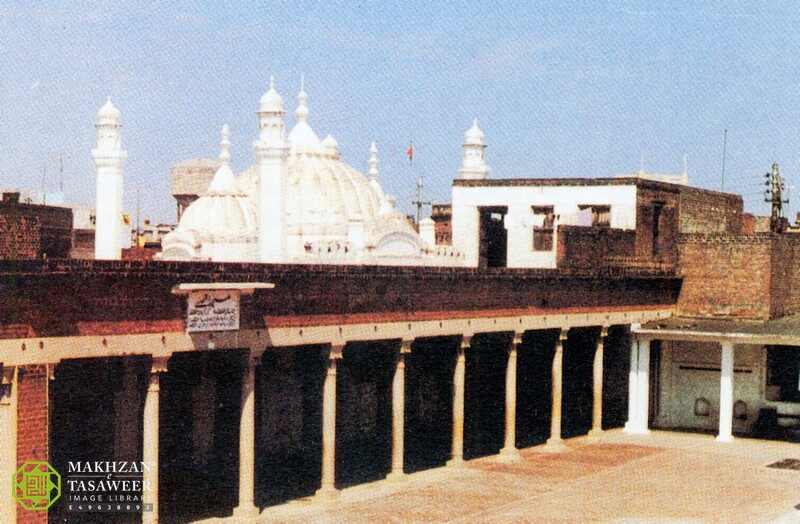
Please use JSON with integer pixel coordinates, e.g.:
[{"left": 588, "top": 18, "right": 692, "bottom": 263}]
[
  {"left": 256, "top": 345, "right": 325, "bottom": 508},
  {"left": 602, "top": 326, "right": 632, "bottom": 429},
  {"left": 516, "top": 330, "right": 558, "bottom": 448},
  {"left": 49, "top": 356, "right": 148, "bottom": 524},
  {"left": 464, "top": 332, "right": 510, "bottom": 460},
  {"left": 405, "top": 336, "right": 459, "bottom": 473},
  {"left": 478, "top": 206, "right": 508, "bottom": 268},
  {"left": 335, "top": 341, "right": 395, "bottom": 489},
  {"left": 649, "top": 340, "right": 662, "bottom": 427},
  {"left": 160, "top": 350, "right": 244, "bottom": 523},
  {"left": 562, "top": 328, "right": 596, "bottom": 438}
]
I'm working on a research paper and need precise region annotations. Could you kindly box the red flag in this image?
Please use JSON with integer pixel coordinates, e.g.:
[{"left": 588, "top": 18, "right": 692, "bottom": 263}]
[{"left": 406, "top": 140, "right": 414, "bottom": 165}]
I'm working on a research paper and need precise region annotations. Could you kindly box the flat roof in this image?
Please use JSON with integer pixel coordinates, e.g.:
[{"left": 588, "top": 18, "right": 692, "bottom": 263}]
[
  {"left": 635, "top": 315, "right": 800, "bottom": 346},
  {"left": 453, "top": 177, "right": 741, "bottom": 199}
]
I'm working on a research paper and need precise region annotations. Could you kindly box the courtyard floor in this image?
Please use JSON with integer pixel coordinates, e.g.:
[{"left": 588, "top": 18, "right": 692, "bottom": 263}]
[{"left": 209, "top": 430, "right": 800, "bottom": 523}]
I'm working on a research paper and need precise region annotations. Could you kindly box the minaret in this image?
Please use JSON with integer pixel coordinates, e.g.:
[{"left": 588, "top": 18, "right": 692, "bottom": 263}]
[
  {"left": 92, "top": 97, "right": 127, "bottom": 260},
  {"left": 368, "top": 141, "right": 384, "bottom": 197},
  {"left": 458, "top": 118, "right": 490, "bottom": 180},
  {"left": 254, "top": 76, "right": 289, "bottom": 262}
]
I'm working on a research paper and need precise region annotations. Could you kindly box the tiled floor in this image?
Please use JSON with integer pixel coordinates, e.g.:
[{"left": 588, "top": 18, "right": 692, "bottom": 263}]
[{"left": 208, "top": 430, "right": 800, "bottom": 523}]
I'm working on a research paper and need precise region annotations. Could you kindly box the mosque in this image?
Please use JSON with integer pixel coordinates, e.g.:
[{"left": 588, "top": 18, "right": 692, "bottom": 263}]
[
  {"left": 94, "top": 78, "right": 465, "bottom": 266},
  {"left": 4, "top": 76, "right": 800, "bottom": 523}
]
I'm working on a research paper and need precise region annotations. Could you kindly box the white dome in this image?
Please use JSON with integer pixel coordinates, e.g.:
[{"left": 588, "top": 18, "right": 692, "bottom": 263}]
[
  {"left": 238, "top": 154, "right": 416, "bottom": 242},
  {"left": 464, "top": 118, "right": 485, "bottom": 145},
  {"left": 259, "top": 76, "right": 283, "bottom": 113}
]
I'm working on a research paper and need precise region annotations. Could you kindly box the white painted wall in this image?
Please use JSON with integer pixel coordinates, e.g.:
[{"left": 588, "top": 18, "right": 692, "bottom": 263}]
[
  {"left": 654, "top": 340, "right": 764, "bottom": 433},
  {"left": 451, "top": 184, "right": 638, "bottom": 268}
]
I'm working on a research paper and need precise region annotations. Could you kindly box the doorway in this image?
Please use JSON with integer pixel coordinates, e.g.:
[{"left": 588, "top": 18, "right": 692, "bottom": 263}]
[{"left": 478, "top": 206, "right": 508, "bottom": 268}]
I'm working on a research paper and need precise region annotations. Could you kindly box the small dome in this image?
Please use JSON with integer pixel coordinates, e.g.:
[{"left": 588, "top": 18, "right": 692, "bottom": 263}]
[
  {"left": 287, "top": 83, "right": 322, "bottom": 154},
  {"left": 97, "top": 97, "right": 120, "bottom": 126},
  {"left": 463, "top": 118, "right": 485, "bottom": 145},
  {"left": 322, "top": 134, "right": 339, "bottom": 159},
  {"left": 168, "top": 125, "right": 258, "bottom": 245},
  {"left": 259, "top": 76, "right": 283, "bottom": 113}
]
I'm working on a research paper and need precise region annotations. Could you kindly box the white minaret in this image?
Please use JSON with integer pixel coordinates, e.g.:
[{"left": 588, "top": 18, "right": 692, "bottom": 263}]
[
  {"left": 458, "top": 118, "right": 490, "bottom": 180},
  {"left": 254, "top": 76, "right": 289, "bottom": 262},
  {"left": 92, "top": 97, "right": 127, "bottom": 260},
  {"left": 368, "top": 141, "right": 384, "bottom": 197}
]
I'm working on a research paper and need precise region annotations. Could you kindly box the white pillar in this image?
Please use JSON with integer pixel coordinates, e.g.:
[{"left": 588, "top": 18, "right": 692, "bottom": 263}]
[
  {"left": 234, "top": 353, "right": 260, "bottom": 517},
  {"left": 387, "top": 340, "right": 411, "bottom": 480},
  {"left": 631, "top": 338, "right": 651, "bottom": 435},
  {"left": 316, "top": 345, "right": 342, "bottom": 499},
  {"left": 588, "top": 327, "right": 608, "bottom": 438},
  {"left": 447, "top": 336, "right": 469, "bottom": 466},
  {"left": 624, "top": 329, "right": 640, "bottom": 434},
  {"left": 544, "top": 329, "right": 568, "bottom": 452},
  {"left": 1, "top": 367, "right": 17, "bottom": 524},
  {"left": 499, "top": 332, "right": 522, "bottom": 461},
  {"left": 717, "top": 342, "right": 735, "bottom": 443},
  {"left": 143, "top": 358, "right": 167, "bottom": 524}
]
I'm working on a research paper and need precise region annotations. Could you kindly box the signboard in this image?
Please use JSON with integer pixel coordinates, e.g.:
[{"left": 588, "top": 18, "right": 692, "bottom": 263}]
[{"left": 186, "top": 290, "right": 240, "bottom": 333}]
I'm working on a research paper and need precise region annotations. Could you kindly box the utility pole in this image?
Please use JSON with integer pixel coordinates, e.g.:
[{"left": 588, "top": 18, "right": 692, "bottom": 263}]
[
  {"left": 764, "top": 163, "right": 788, "bottom": 233},
  {"left": 412, "top": 176, "right": 433, "bottom": 230}
]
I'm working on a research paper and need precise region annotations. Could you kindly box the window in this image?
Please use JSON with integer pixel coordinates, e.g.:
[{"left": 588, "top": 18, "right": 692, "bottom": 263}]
[
  {"left": 766, "top": 347, "right": 800, "bottom": 402},
  {"left": 578, "top": 205, "right": 611, "bottom": 227},
  {"left": 532, "top": 206, "right": 554, "bottom": 251}
]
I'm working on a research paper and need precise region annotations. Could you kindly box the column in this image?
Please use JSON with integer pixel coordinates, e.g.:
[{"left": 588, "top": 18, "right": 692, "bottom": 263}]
[
  {"left": 447, "top": 335, "right": 470, "bottom": 466},
  {"left": 499, "top": 332, "right": 522, "bottom": 461},
  {"left": 1, "top": 367, "right": 17, "bottom": 524},
  {"left": 717, "top": 342, "right": 735, "bottom": 443},
  {"left": 588, "top": 327, "right": 609, "bottom": 438},
  {"left": 143, "top": 357, "right": 168, "bottom": 524},
  {"left": 315, "top": 344, "right": 342, "bottom": 499},
  {"left": 234, "top": 352, "right": 260, "bottom": 517},
  {"left": 623, "top": 330, "right": 640, "bottom": 433},
  {"left": 630, "top": 338, "right": 651, "bottom": 435},
  {"left": 544, "top": 329, "right": 568, "bottom": 452},
  {"left": 387, "top": 339, "right": 412, "bottom": 480}
]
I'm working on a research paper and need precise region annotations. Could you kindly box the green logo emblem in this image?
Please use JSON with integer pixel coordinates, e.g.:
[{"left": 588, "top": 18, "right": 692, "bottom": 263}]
[{"left": 13, "top": 461, "right": 61, "bottom": 511}]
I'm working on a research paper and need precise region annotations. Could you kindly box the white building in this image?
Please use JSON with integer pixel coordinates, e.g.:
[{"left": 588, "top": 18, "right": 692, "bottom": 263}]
[{"left": 151, "top": 78, "right": 462, "bottom": 266}]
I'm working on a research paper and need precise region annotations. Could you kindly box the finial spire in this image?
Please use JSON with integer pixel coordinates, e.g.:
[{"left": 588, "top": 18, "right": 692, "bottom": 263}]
[
  {"left": 368, "top": 141, "right": 379, "bottom": 181},
  {"left": 269, "top": 75, "right": 275, "bottom": 89},
  {"left": 219, "top": 124, "right": 231, "bottom": 165},
  {"left": 296, "top": 75, "right": 309, "bottom": 122}
]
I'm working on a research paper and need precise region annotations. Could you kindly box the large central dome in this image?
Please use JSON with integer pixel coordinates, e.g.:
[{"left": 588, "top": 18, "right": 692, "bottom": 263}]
[
  {"left": 239, "top": 156, "right": 388, "bottom": 240},
  {"left": 159, "top": 77, "right": 463, "bottom": 266}
]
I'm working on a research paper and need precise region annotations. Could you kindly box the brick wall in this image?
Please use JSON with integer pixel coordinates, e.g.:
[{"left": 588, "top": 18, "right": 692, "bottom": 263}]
[
  {"left": 16, "top": 364, "right": 49, "bottom": 523},
  {"left": 677, "top": 233, "right": 800, "bottom": 319},
  {"left": 635, "top": 186, "right": 680, "bottom": 263},
  {"left": 556, "top": 226, "right": 636, "bottom": 267},
  {"left": 678, "top": 186, "right": 743, "bottom": 234},
  {"left": 0, "top": 201, "right": 73, "bottom": 260},
  {"left": 0, "top": 259, "right": 681, "bottom": 339},
  {"left": 0, "top": 208, "right": 40, "bottom": 260}
]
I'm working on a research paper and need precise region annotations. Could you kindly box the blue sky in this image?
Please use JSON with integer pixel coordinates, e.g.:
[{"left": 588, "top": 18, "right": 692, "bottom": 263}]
[{"left": 2, "top": 1, "right": 800, "bottom": 223}]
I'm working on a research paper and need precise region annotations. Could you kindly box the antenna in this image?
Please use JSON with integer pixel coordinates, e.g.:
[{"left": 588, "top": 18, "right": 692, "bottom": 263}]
[
  {"left": 41, "top": 164, "right": 47, "bottom": 204},
  {"left": 136, "top": 186, "right": 141, "bottom": 247},
  {"left": 55, "top": 154, "right": 70, "bottom": 193},
  {"left": 721, "top": 128, "right": 728, "bottom": 191},
  {"left": 412, "top": 176, "right": 433, "bottom": 230}
]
